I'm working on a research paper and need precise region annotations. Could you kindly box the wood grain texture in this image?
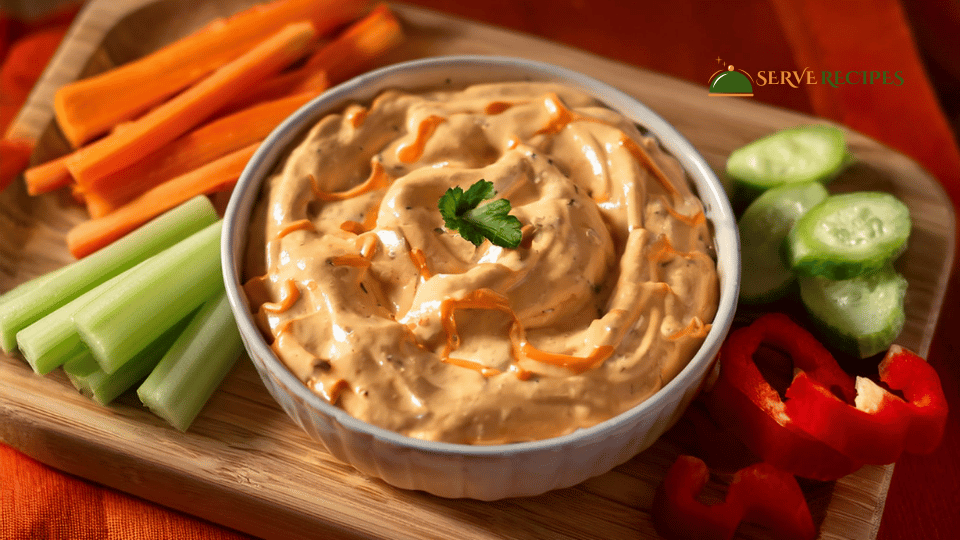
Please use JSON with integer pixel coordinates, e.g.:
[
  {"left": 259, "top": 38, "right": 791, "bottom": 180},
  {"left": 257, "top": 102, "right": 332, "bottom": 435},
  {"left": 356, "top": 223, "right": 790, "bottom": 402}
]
[{"left": 0, "top": 1, "right": 955, "bottom": 539}]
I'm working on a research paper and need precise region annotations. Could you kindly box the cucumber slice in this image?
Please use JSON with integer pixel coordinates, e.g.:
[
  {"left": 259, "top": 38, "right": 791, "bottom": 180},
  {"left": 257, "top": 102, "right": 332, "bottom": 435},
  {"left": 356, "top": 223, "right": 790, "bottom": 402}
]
[
  {"left": 785, "top": 191, "right": 911, "bottom": 280},
  {"left": 799, "top": 264, "right": 907, "bottom": 358},
  {"left": 738, "top": 181, "right": 829, "bottom": 303},
  {"left": 726, "top": 125, "right": 852, "bottom": 205}
]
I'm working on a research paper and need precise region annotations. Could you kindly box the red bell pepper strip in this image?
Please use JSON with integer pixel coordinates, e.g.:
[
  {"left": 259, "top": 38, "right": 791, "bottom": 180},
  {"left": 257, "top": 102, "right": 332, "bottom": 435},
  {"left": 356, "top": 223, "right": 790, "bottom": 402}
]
[
  {"left": 785, "top": 371, "right": 910, "bottom": 465},
  {"left": 879, "top": 344, "right": 949, "bottom": 454},
  {"left": 786, "top": 344, "right": 948, "bottom": 464},
  {"left": 652, "top": 454, "right": 816, "bottom": 540},
  {"left": 652, "top": 455, "right": 739, "bottom": 540},
  {"left": 704, "top": 312, "right": 863, "bottom": 481}
]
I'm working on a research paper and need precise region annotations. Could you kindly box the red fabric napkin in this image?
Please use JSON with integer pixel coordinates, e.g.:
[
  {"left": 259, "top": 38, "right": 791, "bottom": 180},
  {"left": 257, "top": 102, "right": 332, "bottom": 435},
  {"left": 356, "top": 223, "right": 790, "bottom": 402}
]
[
  {"left": 0, "top": 4, "right": 78, "bottom": 190},
  {"left": 2, "top": 1, "right": 958, "bottom": 539},
  {"left": 0, "top": 444, "right": 251, "bottom": 539}
]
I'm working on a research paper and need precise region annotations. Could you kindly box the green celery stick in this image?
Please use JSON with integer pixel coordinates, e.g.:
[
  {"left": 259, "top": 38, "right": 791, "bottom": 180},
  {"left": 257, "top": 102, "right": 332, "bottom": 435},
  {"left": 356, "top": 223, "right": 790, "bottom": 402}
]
[
  {"left": 63, "top": 313, "right": 195, "bottom": 405},
  {"left": 63, "top": 351, "right": 98, "bottom": 397},
  {"left": 138, "top": 290, "right": 242, "bottom": 432},
  {"left": 0, "top": 195, "right": 218, "bottom": 353},
  {"left": 0, "top": 265, "right": 71, "bottom": 311},
  {"left": 17, "top": 261, "right": 146, "bottom": 374},
  {"left": 74, "top": 220, "right": 223, "bottom": 374}
]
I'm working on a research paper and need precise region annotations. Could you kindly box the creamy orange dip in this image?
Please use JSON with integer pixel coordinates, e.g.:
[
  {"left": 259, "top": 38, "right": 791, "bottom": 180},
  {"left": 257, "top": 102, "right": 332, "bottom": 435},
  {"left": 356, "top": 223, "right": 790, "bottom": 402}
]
[{"left": 244, "top": 82, "right": 719, "bottom": 444}]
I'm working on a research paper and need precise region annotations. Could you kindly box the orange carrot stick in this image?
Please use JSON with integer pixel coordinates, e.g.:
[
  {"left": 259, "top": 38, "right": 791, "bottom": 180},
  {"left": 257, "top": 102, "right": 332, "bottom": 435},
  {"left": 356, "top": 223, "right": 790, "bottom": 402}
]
[
  {"left": 63, "top": 21, "right": 316, "bottom": 190},
  {"left": 217, "top": 64, "right": 329, "bottom": 117},
  {"left": 66, "top": 143, "right": 259, "bottom": 258},
  {"left": 26, "top": 76, "right": 323, "bottom": 198},
  {"left": 23, "top": 154, "right": 70, "bottom": 194},
  {"left": 219, "top": 2, "right": 402, "bottom": 112},
  {"left": 300, "top": 3, "right": 405, "bottom": 85},
  {"left": 214, "top": 5, "right": 407, "bottom": 116},
  {"left": 53, "top": 0, "right": 370, "bottom": 147},
  {"left": 80, "top": 90, "right": 320, "bottom": 218}
]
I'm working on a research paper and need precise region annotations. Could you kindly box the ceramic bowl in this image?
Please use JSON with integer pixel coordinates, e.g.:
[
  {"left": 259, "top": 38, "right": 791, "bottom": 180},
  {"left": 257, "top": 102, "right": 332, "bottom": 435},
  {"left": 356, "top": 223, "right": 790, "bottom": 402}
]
[{"left": 221, "top": 55, "right": 740, "bottom": 500}]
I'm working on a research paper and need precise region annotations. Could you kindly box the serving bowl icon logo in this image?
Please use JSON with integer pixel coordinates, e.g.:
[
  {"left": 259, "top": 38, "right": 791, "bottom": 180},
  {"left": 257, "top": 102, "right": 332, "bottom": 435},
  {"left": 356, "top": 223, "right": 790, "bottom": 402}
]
[{"left": 709, "top": 65, "right": 754, "bottom": 97}]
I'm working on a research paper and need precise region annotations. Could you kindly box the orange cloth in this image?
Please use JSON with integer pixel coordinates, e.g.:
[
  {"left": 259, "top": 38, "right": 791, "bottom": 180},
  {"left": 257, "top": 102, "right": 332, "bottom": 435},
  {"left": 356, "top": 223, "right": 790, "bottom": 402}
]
[
  {"left": 0, "top": 444, "right": 251, "bottom": 539},
  {"left": 0, "top": 5, "right": 76, "bottom": 190},
  {"left": 2, "top": 1, "right": 959, "bottom": 539}
]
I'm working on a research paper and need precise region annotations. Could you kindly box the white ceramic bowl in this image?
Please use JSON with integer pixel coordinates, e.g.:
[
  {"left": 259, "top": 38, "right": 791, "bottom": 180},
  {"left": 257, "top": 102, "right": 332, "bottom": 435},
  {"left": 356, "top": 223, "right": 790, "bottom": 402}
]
[{"left": 221, "top": 55, "right": 740, "bottom": 500}]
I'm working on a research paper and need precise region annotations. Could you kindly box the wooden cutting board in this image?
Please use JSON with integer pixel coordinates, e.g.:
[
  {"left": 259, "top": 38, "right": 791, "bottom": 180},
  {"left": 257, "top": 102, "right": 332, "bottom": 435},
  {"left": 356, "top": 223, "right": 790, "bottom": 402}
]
[{"left": 1, "top": 1, "right": 955, "bottom": 539}]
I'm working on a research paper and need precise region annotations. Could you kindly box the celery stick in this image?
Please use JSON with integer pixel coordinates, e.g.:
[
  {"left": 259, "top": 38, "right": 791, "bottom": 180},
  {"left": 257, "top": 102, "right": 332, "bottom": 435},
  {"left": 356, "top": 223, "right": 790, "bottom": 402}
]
[
  {"left": 0, "top": 265, "right": 71, "bottom": 311},
  {"left": 0, "top": 196, "right": 218, "bottom": 353},
  {"left": 63, "top": 351, "right": 98, "bottom": 397},
  {"left": 63, "top": 313, "right": 195, "bottom": 405},
  {"left": 74, "top": 221, "right": 223, "bottom": 374},
  {"left": 138, "top": 290, "right": 242, "bottom": 432},
  {"left": 17, "top": 261, "right": 146, "bottom": 374}
]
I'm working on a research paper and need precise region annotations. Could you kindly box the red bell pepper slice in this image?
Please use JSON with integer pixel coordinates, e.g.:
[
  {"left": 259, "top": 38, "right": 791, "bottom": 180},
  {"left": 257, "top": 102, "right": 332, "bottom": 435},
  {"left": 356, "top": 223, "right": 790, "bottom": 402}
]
[
  {"left": 785, "top": 371, "right": 909, "bottom": 465},
  {"left": 879, "top": 345, "right": 949, "bottom": 454},
  {"left": 785, "top": 344, "right": 948, "bottom": 463},
  {"left": 704, "top": 312, "right": 863, "bottom": 481},
  {"left": 652, "top": 455, "right": 740, "bottom": 540},
  {"left": 652, "top": 454, "right": 816, "bottom": 540}
]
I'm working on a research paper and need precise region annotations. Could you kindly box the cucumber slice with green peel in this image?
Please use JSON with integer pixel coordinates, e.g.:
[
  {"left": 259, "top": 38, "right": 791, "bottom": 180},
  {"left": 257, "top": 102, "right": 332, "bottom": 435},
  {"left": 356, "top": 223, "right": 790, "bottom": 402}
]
[
  {"left": 726, "top": 125, "right": 852, "bottom": 205},
  {"left": 738, "top": 181, "right": 829, "bottom": 303},
  {"left": 799, "top": 264, "right": 907, "bottom": 359},
  {"left": 785, "top": 191, "right": 911, "bottom": 280}
]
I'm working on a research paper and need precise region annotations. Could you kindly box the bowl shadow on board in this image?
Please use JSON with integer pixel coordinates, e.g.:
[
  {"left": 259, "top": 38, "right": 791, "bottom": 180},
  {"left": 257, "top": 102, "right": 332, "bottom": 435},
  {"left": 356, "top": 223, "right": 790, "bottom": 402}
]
[{"left": 358, "top": 429, "right": 834, "bottom": 540}]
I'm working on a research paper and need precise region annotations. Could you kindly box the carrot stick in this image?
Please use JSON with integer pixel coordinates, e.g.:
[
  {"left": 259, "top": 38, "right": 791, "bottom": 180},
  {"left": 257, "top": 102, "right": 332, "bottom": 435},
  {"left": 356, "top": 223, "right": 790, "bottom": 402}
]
[
  {"left": 217, "top": 64, "right": 329, "bottom": 118},
  {"left": 300, "top": 3, "right": 405, "bottom": 85},
  {"left": 23, "top": 154, "right": 71, "bottom": 194},
  {"left": 26, "top": 72, "right": 324, "bottom": 197},
  {"left": 53, "top": 0, "right": 370, "bottom": 147},
  {"left": 66, "top": 143, "right": 259, "bottom": 259},
  {"left": 81, "top": 90, "right": 320, "bottom": 218},
  {"left": 63, "top": 21, "right": 316, "bottom": 190}
]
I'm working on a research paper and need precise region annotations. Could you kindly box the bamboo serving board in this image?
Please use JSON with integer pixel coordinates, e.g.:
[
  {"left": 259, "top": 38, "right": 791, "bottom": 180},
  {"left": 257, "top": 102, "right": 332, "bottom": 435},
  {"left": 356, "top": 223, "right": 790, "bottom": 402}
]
[{"left": 1, "top": 1, "right": 956, "bottom": 539}]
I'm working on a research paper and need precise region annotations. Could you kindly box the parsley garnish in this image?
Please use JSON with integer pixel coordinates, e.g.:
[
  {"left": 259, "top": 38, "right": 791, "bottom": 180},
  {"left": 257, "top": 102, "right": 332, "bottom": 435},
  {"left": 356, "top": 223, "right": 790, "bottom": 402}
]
[{"left": 437, "top": 180, "right": 522, "bottom": 248}]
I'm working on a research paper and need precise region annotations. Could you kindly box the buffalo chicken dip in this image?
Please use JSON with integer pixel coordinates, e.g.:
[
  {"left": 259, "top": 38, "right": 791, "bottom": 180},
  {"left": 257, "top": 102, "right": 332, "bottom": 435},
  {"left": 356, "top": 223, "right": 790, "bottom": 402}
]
[{"left": 243, "top": 82, "right": 719, "bottom": 444}]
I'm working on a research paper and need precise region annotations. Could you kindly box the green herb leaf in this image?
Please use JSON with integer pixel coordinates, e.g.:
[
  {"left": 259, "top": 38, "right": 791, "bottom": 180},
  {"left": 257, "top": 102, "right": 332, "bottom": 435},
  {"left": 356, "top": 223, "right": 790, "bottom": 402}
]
[{"left": 437, "top": 180, "right": 522, "bottom": 248}]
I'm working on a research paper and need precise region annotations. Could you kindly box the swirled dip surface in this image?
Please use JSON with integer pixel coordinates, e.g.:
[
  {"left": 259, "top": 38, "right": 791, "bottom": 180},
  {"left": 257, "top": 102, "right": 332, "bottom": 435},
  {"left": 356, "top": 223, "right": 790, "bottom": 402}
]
[{"left": 244, "top": 82, "right": 719, "bottom": 444}]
